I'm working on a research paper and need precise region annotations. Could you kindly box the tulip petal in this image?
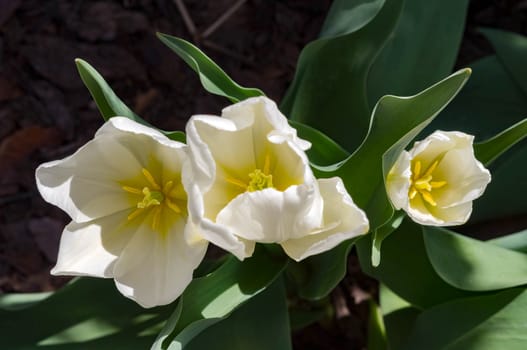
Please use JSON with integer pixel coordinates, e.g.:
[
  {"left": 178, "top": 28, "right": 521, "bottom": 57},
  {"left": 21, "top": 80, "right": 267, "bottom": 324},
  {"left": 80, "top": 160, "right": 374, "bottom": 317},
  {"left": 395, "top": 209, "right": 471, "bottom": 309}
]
[
  {"left": 216, "top": 185, "right": 323, "bottom": 243},
  {"left": 113, "top": 219, "right": 207, "bottom": 308},
  {"left": 51, "top": 210, "right": 132, "bottom": 277},
  {"left": 386, "top": 151, "right": 412, "bottom": 210},
  {"left": 281, "top": 178, "right": 369, "bottom": 261}
]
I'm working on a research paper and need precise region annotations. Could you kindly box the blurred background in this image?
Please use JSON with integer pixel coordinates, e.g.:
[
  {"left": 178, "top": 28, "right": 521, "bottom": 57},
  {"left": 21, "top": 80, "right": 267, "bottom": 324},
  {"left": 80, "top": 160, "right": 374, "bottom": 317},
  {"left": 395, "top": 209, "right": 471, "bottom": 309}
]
[{"left": 0, "top": 1, "right": 525, "bottom": 348}]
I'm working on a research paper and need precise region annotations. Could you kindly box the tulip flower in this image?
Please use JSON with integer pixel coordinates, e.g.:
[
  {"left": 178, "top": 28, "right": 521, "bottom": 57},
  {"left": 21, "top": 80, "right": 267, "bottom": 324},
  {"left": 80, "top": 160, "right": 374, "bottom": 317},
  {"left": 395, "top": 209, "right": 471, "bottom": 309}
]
[
  {"left": 184, "top": 96, "right": 369, "bottom": 261},
  {"left": 36, "top": 117, "right": 207, "bottom": 308},
  {"left": 386, "top": 130, "right": 491, "bottom": 226}
]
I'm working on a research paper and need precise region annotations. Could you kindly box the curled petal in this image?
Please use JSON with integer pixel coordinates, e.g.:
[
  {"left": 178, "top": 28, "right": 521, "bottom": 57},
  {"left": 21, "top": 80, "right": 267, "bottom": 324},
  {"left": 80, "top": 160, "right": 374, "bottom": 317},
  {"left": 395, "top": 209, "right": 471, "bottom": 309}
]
[{"left": 281, "top": 178, "right": 369, "bottom": 261}]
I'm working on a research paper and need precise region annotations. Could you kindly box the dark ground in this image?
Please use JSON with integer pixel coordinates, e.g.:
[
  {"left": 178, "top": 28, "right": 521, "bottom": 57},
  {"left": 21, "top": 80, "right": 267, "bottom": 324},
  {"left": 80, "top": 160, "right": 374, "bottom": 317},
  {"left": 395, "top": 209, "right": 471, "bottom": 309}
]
[{"left": 0, "top": 1, "right": 525, "bottom": 349}]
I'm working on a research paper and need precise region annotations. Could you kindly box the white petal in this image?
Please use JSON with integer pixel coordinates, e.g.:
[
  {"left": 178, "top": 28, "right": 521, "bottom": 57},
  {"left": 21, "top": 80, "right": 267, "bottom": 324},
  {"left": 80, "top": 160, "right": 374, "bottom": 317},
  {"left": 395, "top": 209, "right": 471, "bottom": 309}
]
[
  {"left": 216, "top": 185, "right": 323, "bottom": 243},
  {"left": 51, "top": 211, "right": 132, "bottom": 277},
  {"left": 113, "top": 219, "right": 207, "bottom": 308},
  {"left": 221, "top": 96, "right": 311, "bottom": 150},
  {"left": 385, "top": 151, "right": 412, "bottom": 210},
  {"left": 428, "top": 202, "right": 473, "bottom": 226},
  {"left": 96, "top": 116, "right": 165, "bottom": 139},
  {"left": 281, "top": 178, "right": 369, "bottom": 261}
]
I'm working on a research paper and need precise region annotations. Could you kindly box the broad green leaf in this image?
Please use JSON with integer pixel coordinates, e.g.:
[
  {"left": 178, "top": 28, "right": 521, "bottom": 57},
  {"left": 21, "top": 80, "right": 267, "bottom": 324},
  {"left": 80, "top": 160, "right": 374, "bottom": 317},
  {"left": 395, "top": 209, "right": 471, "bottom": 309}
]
[
  {"left": 289, "top": 120, "right": 349, "bottom": 167},
  {"left": 489, "top": 229, "right": 527, "bottom": 253},
  {"left": 436, "top": 56, "right": 527, "bottom": 140},
  {"left": 153, "top": 245, "right": 287, "bottom": 350},
  {"left": 357, "top": 218, "right": 473, "bottom": 309},
  {"left": 185, "top": 278, "right": 291, "bottom": 350},
  {"left": 0, "top": 291, "right": 53, "bottom": 311},
  {"left": 423, "top": 227, "right": 527, "bottom": 291},
  {"left": 319, "top": 0, "right": 385, "bottom": 38},
  {"left": 475, "top": 118, "right": 527, "bottom": 165},
  {"left": 367, "top": 0, "right": 469, "bottom": 105},
  {"left": 0, "top": 278, "right": 172, "bottom": 349},
  {"left": 404, "top": 288, "right": 527, "bottom": 350},
  {"left": 76, "top": 59, "right": 143, "bottom": 122},
  {"left": 332, "top": 69, "right": 471, "bottom": 230},
  {"left": 286, "top": 237, "right": 360, "bottom": 301},
  {"left": 481, "top": 28, "right": 527, "bottom": 98},
  {"left": 281, "top": 0, "right": 403, "bottom": 152},
  {"left": 156, "top": 33, "right": 263, "bottom": 103}
]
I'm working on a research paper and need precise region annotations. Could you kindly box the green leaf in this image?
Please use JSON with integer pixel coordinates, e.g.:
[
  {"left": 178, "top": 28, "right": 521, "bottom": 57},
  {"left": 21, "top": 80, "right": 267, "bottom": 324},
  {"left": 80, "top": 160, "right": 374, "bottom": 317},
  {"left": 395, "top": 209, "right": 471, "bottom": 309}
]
[
  {"left": 367, "top": 0, "right": 469, "bottom": 105},
  {"left": 436, "top": 56, "right": 527, "bottom": 140},
  {"left": 156, "top": 33, "right": 263, "bottom": 103},
  {"left": 357, "top": 219, "right": 473, "bottom": 309},
  {"left": 76, "top": 59, "right": 143, "bottom": 122},
  {"left": 489, "top": 228, "right": 527, "bottom": 253},
  {"left": 184, "top": 278, "right": 292, "bottom": 350},
  {"left": 286, "top": 237, "right": 360, "bottom": 301},
  {"left": 289, "top": 120, "right": 349, "bottom": 167},
  {"left": 475, "top": 118, "right": 527, "bottom": 165},
  {"left": 153, "top": 245, "right": 287, "bottom": 350},
  {"left": 319, "top": 0, "right": 385, "bottom": 38},
  {"left": 380, "top": 285, "right": 420, "bottom": 350},
  {"left": 0, "top": 278, "right": 172, "bottom": 349},
  {"left": 334, "top": 69, "right": 471, "bottom": 230},
  {"left": 403, "top": 288, "right": 527, "bottom": 350},
  {"left": 281, "top": 0, "right": 403, "bottom": 152},
  {"left": 423, "top": 226, "right": 527, "bottom": 291},
  {"left": 481, "top": 28, "right": 527, "bottom": 98}
]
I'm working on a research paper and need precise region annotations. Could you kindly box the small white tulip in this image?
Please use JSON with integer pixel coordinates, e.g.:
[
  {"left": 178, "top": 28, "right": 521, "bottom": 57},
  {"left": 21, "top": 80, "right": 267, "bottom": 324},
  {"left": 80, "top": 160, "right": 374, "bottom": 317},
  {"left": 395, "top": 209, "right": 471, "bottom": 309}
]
[
  {"left": 36, "top": 117, "right": 207, "bottom": 308},
  {"left": 386, "top": 130, "right": 491, "bottom": 226},
  {"left": 184, "top": 96, "right": 369, "bottom": 261}
]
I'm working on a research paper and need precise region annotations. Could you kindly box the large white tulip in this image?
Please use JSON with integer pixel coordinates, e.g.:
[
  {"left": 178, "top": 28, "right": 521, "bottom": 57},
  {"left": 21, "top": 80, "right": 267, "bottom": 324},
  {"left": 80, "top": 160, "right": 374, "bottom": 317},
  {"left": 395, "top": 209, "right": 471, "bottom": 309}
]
[
  {"left": 36, "top": 117, "right": 207, "bottom": 308},
  {"left": 184, "top": 96, "right": 369, "bottom": 261}
]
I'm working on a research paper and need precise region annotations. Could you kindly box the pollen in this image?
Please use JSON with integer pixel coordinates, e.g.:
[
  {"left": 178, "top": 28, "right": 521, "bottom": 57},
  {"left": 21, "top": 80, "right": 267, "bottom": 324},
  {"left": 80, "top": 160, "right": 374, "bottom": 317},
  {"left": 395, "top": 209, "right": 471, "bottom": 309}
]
[
  {"left": 409, "top": 159, "right": 447, "bottom": 206},
  {"left": 247, "top": 169, "right": 274, "bottom": 192},
  {"left": 122, "top": 167, "right": 185, "bottom": 233}
]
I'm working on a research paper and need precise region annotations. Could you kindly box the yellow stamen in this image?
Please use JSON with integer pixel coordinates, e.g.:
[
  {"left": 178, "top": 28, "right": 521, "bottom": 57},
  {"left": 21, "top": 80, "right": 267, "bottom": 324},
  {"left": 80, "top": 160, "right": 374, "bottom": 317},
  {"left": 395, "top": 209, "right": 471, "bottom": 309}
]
[
  {"left": 420, "top": 191, "right": 437, "bottom": 206},
  {"left": 166, "top": 198, "right": 181, "bottom": 214},
  {"left": 151, "top": 206, "right": 161, "bottom": 230},
  {"left": 137, "top": 187, "right": 164, "bottom": 209},
  {"left": 424, "top": 160, "right": 439, "bottom": 177},
  {"left": 163, "top": 180, "right": 174, "bottom": 193},
  {"left": 431, "top": 181, "right": 447, "bottom": 189},
  {"left": 247, "top": 169, "right": 273, "bottom": 192},
  {"left": 225, "top": 176, "right": 248, "bottom": 189},
  {"left": 408, "top": 158, "right": 447, "bottom": 207},
  {"left": 142, "top": 168, "right": 160, "bottom": 190},
  {"left": 413, "top": 161, "right": 422, "bottom": 179},
  {"left": 127, "top": 208, "right": 144, "bottom": 221},
  {"left": 122, "top": 185, "right": 142, "bottom": 195}
]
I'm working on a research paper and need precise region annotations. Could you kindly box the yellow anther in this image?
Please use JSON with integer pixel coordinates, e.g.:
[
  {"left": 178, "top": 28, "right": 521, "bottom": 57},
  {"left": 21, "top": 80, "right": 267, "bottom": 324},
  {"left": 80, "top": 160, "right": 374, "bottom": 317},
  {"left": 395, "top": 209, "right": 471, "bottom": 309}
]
[
  {"left": 127, "top": 208, "right": 144, "bottom": 221},
  {"left": 122, "top": 185, "right": 142, "bottom": 195},
  {"left": 225, "top": 176, "right": 248, "bottom": 189},
  {"left": 142, "top": 168, "right": 161, "bottom": 190},
  {"left": 247, "top": 169, "right": 273, "bottom": 192},
  {"left": 409, "top": 188, "right": 418, "bottom": 199},
  {"left": 430, "top": 181, "right": 447, "bottom": 189},
  {"left": 420, "top": 191, "right": 437, "bottom": 206},
  {"left": 166, "top": 198, "right": 181, "bottom": 214},
  {"left": 151, "top": 207, "right": 162, "bottom": 230},
  {"left": 163, "top": 180, "right": 174, "bottom": 193},
  {"left": 424, "top": 160, "right": 439, "bottom": 177},
  {"left": 413, "top": 161, "right": 422, "bottom": 179}
]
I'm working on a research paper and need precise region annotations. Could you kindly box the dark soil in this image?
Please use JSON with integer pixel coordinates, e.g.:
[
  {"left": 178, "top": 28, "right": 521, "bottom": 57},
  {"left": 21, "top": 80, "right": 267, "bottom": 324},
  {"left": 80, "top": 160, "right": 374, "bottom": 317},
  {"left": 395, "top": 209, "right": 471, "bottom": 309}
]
[{"left": 0, "top": 1, "right": 525, "bottom": 349}]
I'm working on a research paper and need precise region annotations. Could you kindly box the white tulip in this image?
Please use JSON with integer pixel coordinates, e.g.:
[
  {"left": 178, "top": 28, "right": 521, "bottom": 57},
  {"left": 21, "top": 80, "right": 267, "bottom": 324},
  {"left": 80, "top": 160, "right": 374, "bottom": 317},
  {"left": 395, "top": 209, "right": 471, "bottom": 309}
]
[
  {"left": 36, "top": 117, "right": 207, "bottom": 308},
  {"left": 184, "top": 96, "right": 369, "bottom": 261},
  {"left": 386, "top": 130, "right": 491, "bottom": 226}
]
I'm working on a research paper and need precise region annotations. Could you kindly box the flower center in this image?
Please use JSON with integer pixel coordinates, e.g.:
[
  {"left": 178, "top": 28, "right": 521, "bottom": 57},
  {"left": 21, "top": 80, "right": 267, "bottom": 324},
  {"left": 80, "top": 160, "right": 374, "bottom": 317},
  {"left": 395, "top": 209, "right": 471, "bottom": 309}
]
[
  {"left": 247, "top": 169, "right": 273, "bottom": 192},
  {"left": 409, "top": 159, "right": 447, "bottom": 206},
  {"left": 122, "top": 168, "right": 184, "bottom": 232}
]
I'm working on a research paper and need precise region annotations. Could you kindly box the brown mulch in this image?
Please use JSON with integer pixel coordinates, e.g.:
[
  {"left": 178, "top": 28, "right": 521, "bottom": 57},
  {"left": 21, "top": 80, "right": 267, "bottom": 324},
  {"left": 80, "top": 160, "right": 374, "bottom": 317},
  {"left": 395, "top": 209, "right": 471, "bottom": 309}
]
[{"left": 0, "top": 1, "right": 525, "bottom": 349}]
